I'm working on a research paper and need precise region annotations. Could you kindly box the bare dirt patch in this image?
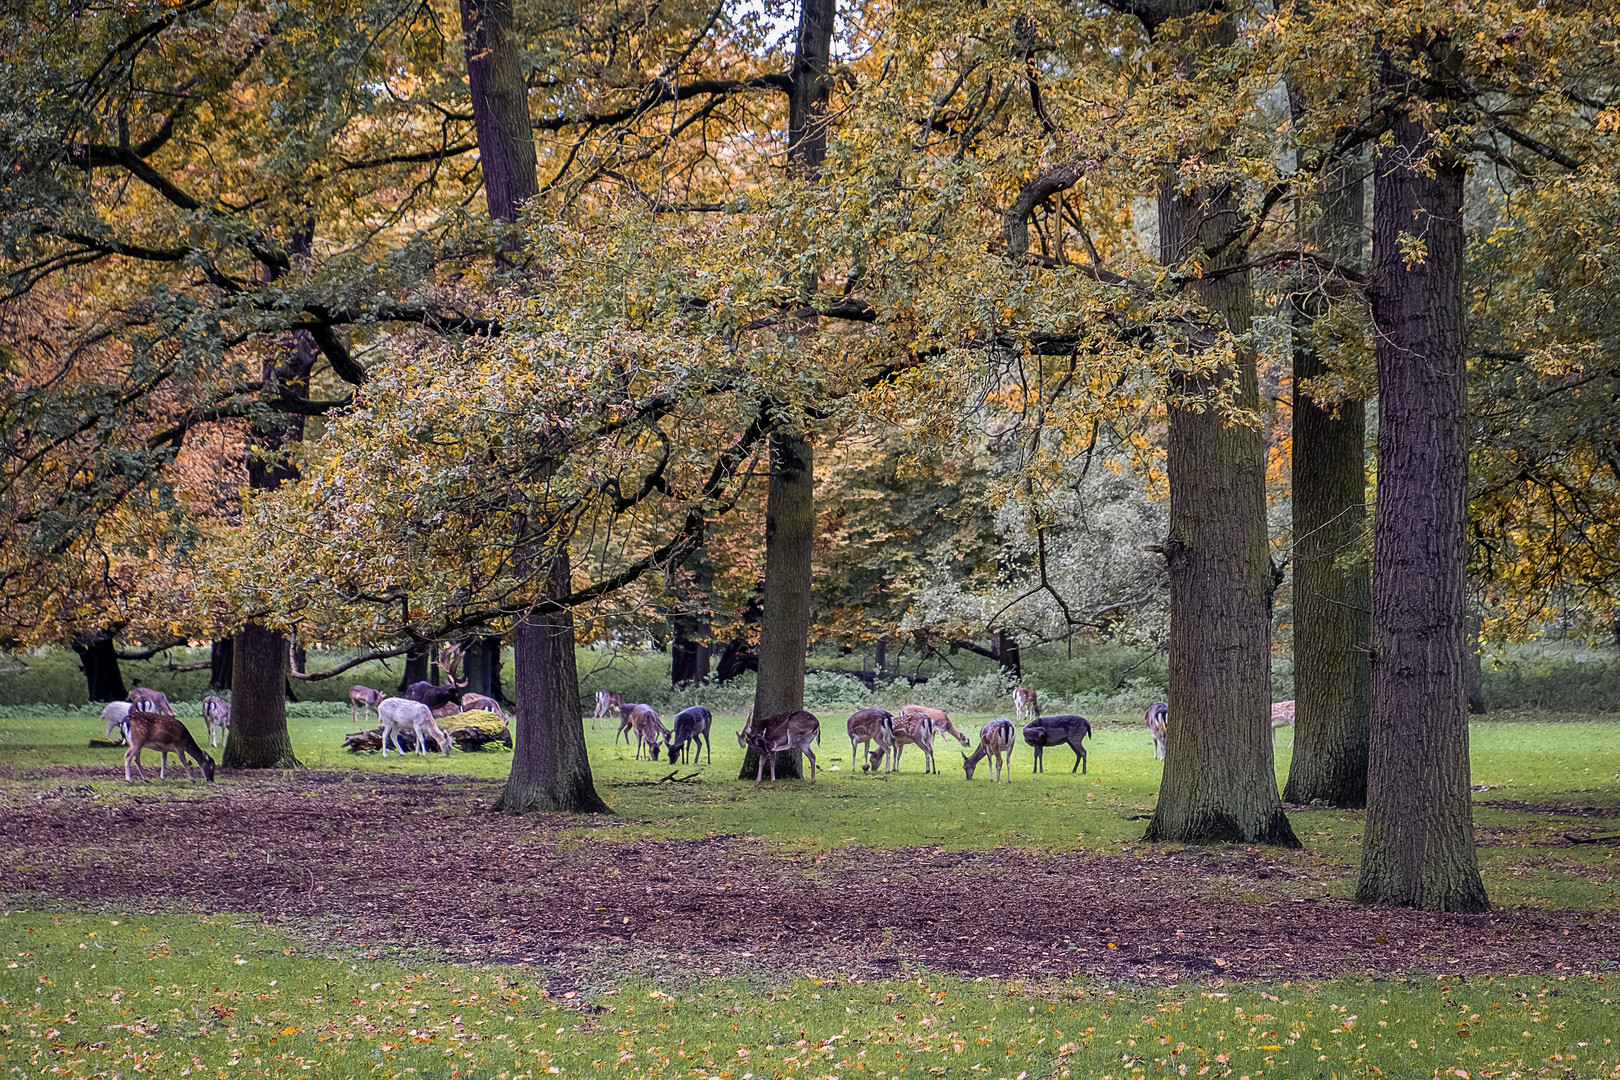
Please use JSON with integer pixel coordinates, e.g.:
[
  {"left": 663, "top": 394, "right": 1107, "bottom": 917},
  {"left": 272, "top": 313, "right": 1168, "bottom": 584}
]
[{"left": 4, "top": 769, "right": 1616, "bottom": 984}]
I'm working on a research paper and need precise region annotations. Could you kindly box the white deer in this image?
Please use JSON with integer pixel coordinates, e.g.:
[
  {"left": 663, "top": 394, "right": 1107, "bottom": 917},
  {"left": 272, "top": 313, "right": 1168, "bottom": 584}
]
[{"left": 377, "top": 697, "right": 452, "bottom": 757}]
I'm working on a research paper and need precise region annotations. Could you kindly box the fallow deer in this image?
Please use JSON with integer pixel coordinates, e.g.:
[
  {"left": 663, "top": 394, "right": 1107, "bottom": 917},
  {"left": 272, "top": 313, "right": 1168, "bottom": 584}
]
[
  {"left": 122, "top": 712, "right": 215, "bottom": 783},
  {"left": 627, "top": 704, "right": 670, "bottom": 761},
  {"left": 668, "top": 706, "right": 712, "bottom": 764},
  {"left": 1144, "top": 702, "right": 1168, "bottom": 760},
  {"left": 128, "top": 686, "right": 171, "bottom": 713},
  {"left": 404, "top": 644, "right": 467, "bottom": 712},
  {"left": 899, "top": 705, "right": 970, "bottom": 748},
  {"left": 378, "top": 697, "right": 452, "bottom": 757},
  {"left": 349, "top": 683, "right": 382, "bottom": 726},
  {"left": 962, "top": 718, "right": 1016, "bottom": 782},
  {"left": 742, "top": 710, "right": 821, "bottom": 782},
  {"left": 847, "top": 707, "right": 894, "bottom": 772},
  {"left": 1022, "top": 715, "right": 1091, "bottom": 774},
  {"left": 1271, "top": 700, "right": 1296, "bottom": 746},
  {"left": 884, "top": 709, "right": 938, "bottom": 774},
  {"left": 202, "top": 695, "right": 231, "bottom": 747},
  {"left": 592, "top": 690, "right": 625, "bottom": 728},
  {"left": 1013, "top": 687, "right": 1040, "bottom": 725},
  {"left": 460, "top": 692, "right": 506, "bottom": 719},
  {"left": 101, "top": 701, "right": 132, "bottom": 741}
]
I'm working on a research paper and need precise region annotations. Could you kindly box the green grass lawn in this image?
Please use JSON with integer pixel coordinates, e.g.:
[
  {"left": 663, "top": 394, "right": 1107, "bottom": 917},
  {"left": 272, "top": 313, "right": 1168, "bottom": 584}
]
[{"left": 3, "top": 909, "right": 1616, "bottom": 1080}]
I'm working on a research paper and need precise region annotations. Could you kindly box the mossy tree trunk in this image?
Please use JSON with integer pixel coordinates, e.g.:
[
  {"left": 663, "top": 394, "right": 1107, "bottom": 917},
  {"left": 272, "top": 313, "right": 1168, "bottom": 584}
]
[
  {"left": 224, "top": 621, "right": 299, "bottom": 768},
  {"left": 1355, "top": 50, "right": 1488, "bottom": 912}
]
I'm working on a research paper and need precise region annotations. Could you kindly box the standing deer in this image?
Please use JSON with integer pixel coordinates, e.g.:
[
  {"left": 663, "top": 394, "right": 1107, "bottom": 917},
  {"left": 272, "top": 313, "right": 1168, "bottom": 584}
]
[
  {"left": 627, "top": 705, "right": 670, "bottom": 761},
  {"left": 1012, "top": 687, "right": 1040, "bottom": 725},
  {"left": 962, "top": 718, "right": 1016, "bottom": 782},
  {"left": 1144, "top": 702, "right": 1168, "bottom": 760},
  {"left": 742, "top": 710, "right": 821, "bottom": 782},
  {"left": 668, "top": 706, "right": 712, "bottom": 764},
  {"left": 128, "top": 686, "right": 171, "bottom": 713},
  {"left": 591, "top": 690, "right": 625, "bottom": 728},
  {"left": 404, "top": 645, "right": 467, "bottom": 712},
  {"left": 847, "top": 708, "right": 894, "bottom": 772},
  {"left": 883, "top": 709, "right": 938, "bottom": 774},
  {"left": 122, "top": 712, "right": 215, "bottom": 783},
  {"left": 1022, "top": 715, "right": 1092, "bottom": 774},
  {"left": 101, "top": 701, "right": 132, "bottom": 741},
  {"left": 1271, "top": 700, "right": 1296, "bottom": 746},
  {"left": 899, "top": 705, "right": 970, "bottom": 748},
  {"left": 349, "top": 684, "right": 382, "bottom": 726},
  {"left": 377, "top": 697, "right": 452, "bottom": 757},
  {"left": 202, "top": 695, "right": 231, "bottom": 747}
]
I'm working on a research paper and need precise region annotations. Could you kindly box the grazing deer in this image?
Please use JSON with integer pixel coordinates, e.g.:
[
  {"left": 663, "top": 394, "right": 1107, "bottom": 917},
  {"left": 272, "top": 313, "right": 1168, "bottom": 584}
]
[
  {"left": 128, "top": 686, "right": 171, "bottom": 713},
  {"left": 1271, "top": 700, "right": 1296, "bottom": 746},
  {"left": 614, "top": 701, "right": 645, "bottom": 746},
  {"left": 884, "top": 709, "right": 938, "bottom": 774},
  {"left": 899, "top": 705, "right": 970, "bottom": 748},
  {"left": 1022, "top": 715, "right": 1092, "bottom": 774},
  {"left": 377, "top": 697, "right": 452, "bottom": 757},
  {"left": 404, "top": 644, "right": 467, "bottom": 712},
  {"left": 1013, "top": 687, "right": 1040, "bottom": 725},
  {"left": 627, "top": 704, "right": 670, "bottom": 761},
  {"left": 202, "top": 695, "right": 231, "bottom": 747},
  {"left": 1144, "top": 702, "right": 1168, "bottom": 760},
  {"left": 742, "top": 710, "right": 821, "bottom": 782},
  {"left": 349, "top": 683, "right": 382, "bottom": 726},
  {"left": 460, "top": 692, "right": 506, "bottom": 720},
  {"left": 591, "top": 690, "right": 625, "bottom": 728},
  {"left": 122, "top": 712, "right": 215, "bottom": 783},
  {"left": 668, "top": 706, "right": 712, "bottom": 764},
  {"left": 847, "top": 708, "right": 894, "bottom": 772},
  {"left": 101, "top": 701, "right": 132, "bottom": 741},
  {"left": 963, "top": 718, "right": 1016, "bottom": 782}
]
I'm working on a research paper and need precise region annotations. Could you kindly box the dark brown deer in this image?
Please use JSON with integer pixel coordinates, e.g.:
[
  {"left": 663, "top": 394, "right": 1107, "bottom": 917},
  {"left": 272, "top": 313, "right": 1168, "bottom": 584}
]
[
  {"left": 123, "top": 712, "right": 215, "bottom": 783},
  {"left": 668, "top": 706, "right": 712, "bottom": 764},
  {"left": 1022, "top": 715, "right": 1091, "bottom": 774},
  {"left": 742, "top": 710, "right": 821, "bottom": 782},
  {"left": 404, "top": 645, "right": 467, "bottom": 711}
]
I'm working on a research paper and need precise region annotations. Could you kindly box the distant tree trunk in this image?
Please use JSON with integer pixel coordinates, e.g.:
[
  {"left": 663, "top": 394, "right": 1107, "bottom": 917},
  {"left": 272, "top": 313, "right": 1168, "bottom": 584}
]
[
  {"left": 1284, "top": 151, "right": 1372, "bottom": 808},
  {"left": 1464, "top": 609, "right": 1487, "bottom": 715},
  {"left": 993, "top": 631, "right": 1022, "bottom": 682},
  {"left": 461, "top": 635, "right": 501, "bottom": 698},
  {"left": 1143, "top": 2, "right": 1296, "bottom": 848},
  {"left": 459, "top": 0, "right": 537, "bottom": 227},
  {"left": 1355, "top": 54, "right": 1488, "bottom": 912},
  {"left": 73, "top": 630, "right": 127, "bottom": 702},
  {"left": 399, "top": 645, "right": 429, "bottom": 693},
  {"left": 742, "top": 433, "right": 816, "bottom": 781},
  {"left": 670, "top": 547, "right": 713, "bottom": 688},
  {"left": 495, "top": 550, "right": 609, "bottom": 814},
  {"left": 875, "top": 637, "right": 889, "bottom": 679},
  {"left": 209, "top": 638, "right": 233, "bottom": 692},
  {"left": 224, "top": 622, "right": 299, "bottom": 768}
]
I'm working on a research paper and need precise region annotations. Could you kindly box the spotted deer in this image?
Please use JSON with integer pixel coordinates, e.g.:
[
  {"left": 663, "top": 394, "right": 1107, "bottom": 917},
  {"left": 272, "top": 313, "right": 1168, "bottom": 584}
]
[
  {"left": 1012, "top": 687, "right": 1040, "bottom": 725},
  {"left": 122, "top": 711, "right": 215, "bottom": 783},
  {"left": 1144, "top": 702, "right": 1168, "bottom": 760},
  {"left": 898, "top": 705, "right": 970, "bottom": 749},
  {"left": 1271, "top": 700, "right": 1296, "bottom": 746},
  {"left": 962, "top": 718, "right": 1016, "bottom": 782},
  {"left": 627, "top": 705, "right": 670, "bottom": 761},
  {"left": 592, "top": 690, "right": 625, "bottom": 728},
  {"left": 128, "top": 686, "right": 171, "bottom": 713},
  {"left": 876, "top": 709, "right": 937, "bottom": 774},
  {"left": 202, "top": 695, "right": 231, "bottom": 747},
  {"left": 741, "top": 710, "right": 821, "bottom": 782},
  {"left": 846, "top": 708, "right": 894, "bottom": 772}
]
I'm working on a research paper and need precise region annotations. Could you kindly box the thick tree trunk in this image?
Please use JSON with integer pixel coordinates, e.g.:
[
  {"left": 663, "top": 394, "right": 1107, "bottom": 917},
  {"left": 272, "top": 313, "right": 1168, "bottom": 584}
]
[
  {"left": 742, "top": 434, "right": 815, "bottom": 781},
  {"left": 459, "top": 0, "right": 537, "bottom": 226},
  {"left": 1144, "top": 8, "right": 1297, "bottom": 845},
  {"left": 993, "top": 631, "right": 1021, "bottom": 682},
  {"left": 875, "top": 637, "right": 889, "bottom": 679},
  {"left": 1355, "top": 60, "right": 1488, "bottom": 912},
  {"left": 495, "top": 551, "right": 609, "bottom": 814},
  {"left": 209, "top": 637, "right": 233, "bottom": 692},
  {"left": 73, "top": 630, "right": 127, "bottom": 702},
  {"left": 399, "top": 646, "right": 430, "bottom": 693},
  {"left": 461, "top": 635, "right": 502, "bottom": 698},
  {"left": 224, "top": 622, "right": 299, "bottom": 769},
  {"left": 1284, "top": 153, "right": 1372, "bottom": 808}
]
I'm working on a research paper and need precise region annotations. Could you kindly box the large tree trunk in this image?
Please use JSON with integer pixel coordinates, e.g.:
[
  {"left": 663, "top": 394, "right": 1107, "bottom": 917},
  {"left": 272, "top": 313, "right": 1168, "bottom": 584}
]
[
  {"left": 496, "top": 551, "right": 609, "bottom": 813},
  {"left": 209, "top": 638, "right": 233, "bottom": 692},
  {"left": 399, "top": 645, "right": 430, "bottom": 694},
  {"left": 459, "top": 0, "right": 538, "bottom": 226},
  {"left": 224, "top": 622, "right": 299, "bottom": 769},
  {"left": 742, "top": 434, "right": 816, "bottom": 780},
  {"left": 1355, "top": 56, "right": 1488, "bottom": 912},
  {"left": 1284, "top": 152, "right": 1372, "bottom": 808},
  {"left": 73, "top": 630, "right": 127, "bottom": 702},
  {"left": 1143, "top": 4, "right": 1296, "bottom": 848}
]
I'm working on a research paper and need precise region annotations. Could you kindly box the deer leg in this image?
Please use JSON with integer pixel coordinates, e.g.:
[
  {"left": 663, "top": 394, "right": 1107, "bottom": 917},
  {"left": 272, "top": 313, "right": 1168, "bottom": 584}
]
[{"left": 804, "top": 746, "right": 817, "bottom": 782}]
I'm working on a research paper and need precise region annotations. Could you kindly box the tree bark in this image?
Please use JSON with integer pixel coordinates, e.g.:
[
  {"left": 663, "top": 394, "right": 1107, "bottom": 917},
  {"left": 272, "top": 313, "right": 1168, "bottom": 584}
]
[
  {"left": 73, "top": 630, "right": 127, "bottom": 702},
  {"left": 1355, "top": 54, "right": 1488, "bottom": 912},
  {"left": 224, "top": 622, "right": 299, "bottom": 769},
  {"left": 742, "top": 433, "right": 815, "bottom": 781},
  {"left": 495, "top": 550, "right": 609, "bottom": 813},
  {"left": 670, "top": 547, "right": 713, "bottom": 688},
  {"left": 459, "top": 0, "right": 538, "bottom": 225},
  {"left": 1143, "top": 2, "right": 1297, "bottom": 848},
  {"left": 399, "top": 645, "right": 430, "bottom": 693},
  {"left": 209, "top": 637, "right": 233, "bottom": 692},
  {"left": 993, "top": 631, "right": 1022, "bottom": 682},
  {"left": 1284, "top": 151, "right": 1372, "bottom": 808}
]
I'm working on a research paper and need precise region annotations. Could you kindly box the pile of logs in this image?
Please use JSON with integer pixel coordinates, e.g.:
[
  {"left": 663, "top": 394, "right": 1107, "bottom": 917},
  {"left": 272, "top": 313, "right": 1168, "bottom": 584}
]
[{"left": 342, "top": 708, "right": 512, "bottom": 754}]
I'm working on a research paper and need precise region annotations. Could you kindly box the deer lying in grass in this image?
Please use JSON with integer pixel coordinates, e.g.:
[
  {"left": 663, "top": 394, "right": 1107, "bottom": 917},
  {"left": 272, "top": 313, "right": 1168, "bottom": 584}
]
[
  {"left": 847, "top": 708, "right": 894, "bottom": 772},
  {"left": 742, "top": 710, "right": 821, "bottom": 782},
  {"left": 592, "top": 690, "right": 625, "bottom": 728},
  {"left": 628, "top": 705, "right": 670, "bottom": 761},
  {"left": 128, "top": 686, "right": 171, "bottom": 713},
  {"left": 404, "top": 644, "right": 467, "bottom": 712},
  {"left": 377, "top": 697, "right": 452, "bottom": 757},
  {"left": 668, "top": 706, "right": 712, "bottom": 764},
  {"left": 1144, "top": 702, "right": 1168, "bottom": 760},
  {"left": 1013, "top": 687, "right": 1040, "bottom": 725},
  {"left": 962, "top": 718, "right": 1017, "bottom": 781},
  {"left": 122, "top": 712, "right": 215, "bottom": 782},
  {"left": 101, "top": 701, "right": 132, "bottom": 741},
  {"left": 1022, "top": 715, "right": 1092, "bottom": 774},
  {"left": 899, "top": 705, "right": 969, "bottom": 748},
  {"left": 878, "top": 709, "right": 937, "bottom": 774},
  {"left": 202, "top": 695, "right": 231, "bottom": 747},
  {"left": 460, "top": 692, "right": 506, "bottom": 720},
  {"left": 1271, "top": 700, "right": 1296, "bottom": 746},
  {"left": 349, "top": 684, "right": 382, "bottom": 726}
]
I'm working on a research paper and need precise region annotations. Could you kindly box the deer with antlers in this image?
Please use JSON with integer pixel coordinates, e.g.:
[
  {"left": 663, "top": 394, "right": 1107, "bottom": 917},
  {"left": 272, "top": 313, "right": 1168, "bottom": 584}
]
[
  {"left": 122, "top": 711, "right": 215, "bottom": 783},
  {"left": 404, "top": 644, "right": 467, "bottom": 712}
]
